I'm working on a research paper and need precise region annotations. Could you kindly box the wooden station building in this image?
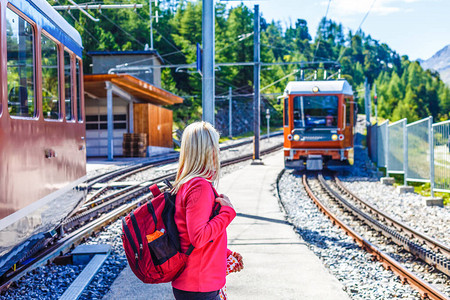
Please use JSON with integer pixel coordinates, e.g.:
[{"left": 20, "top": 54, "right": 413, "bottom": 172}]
[{"left": 83, "top": 51, "right": 183, "bottom": 159}]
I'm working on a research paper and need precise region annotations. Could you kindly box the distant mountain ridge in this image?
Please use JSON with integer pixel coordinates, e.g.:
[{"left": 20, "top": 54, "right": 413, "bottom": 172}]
[{"left": 419, "top": 44, "right": 450, "bottom": 86}]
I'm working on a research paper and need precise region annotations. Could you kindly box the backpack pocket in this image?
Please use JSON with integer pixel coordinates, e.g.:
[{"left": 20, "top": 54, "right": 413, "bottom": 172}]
[{"left": 148, "top": 234, "right": 178, "bottom": 266}]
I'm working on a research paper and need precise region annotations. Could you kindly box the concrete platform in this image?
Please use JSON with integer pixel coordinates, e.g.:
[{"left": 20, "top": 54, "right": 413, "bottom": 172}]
[{"left": 103, "top": 152, "right": 349, "bottom": 300}]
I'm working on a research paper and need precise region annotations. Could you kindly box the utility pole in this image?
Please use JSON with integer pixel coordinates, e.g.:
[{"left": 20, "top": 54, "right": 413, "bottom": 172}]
[
  {"left": 364, "top": 78, "right": 371, "bottom": 126},
  {"left": 228, "top": 87, "right": 232, "bottom": 138},
  {"left": 252, "top": 4, "right": 261, "bottom": 163},
  {"left": 149, "top": 0, "right": 153, "bottom": 49},
  {"left": 374, "top": 83, "right": 378, "bottom": 123},
  {"left": 202, "top": 0, "right": 215, "bottom": 126},
  {"left": 148, "top": 0, "right": 159, "bottom": 50}
]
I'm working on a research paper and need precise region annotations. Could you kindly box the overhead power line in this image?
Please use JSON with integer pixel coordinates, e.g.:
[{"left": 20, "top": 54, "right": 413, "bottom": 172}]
[
  {"left": 99, "top": 11, "right": 146, "bottom": 47},
  {"left": 53, "top": 4, "right": 143, "bottom": 10},
  {"left": 356, "top": 0, "right": 377, "bottom": 33},
  {"left": 313, "top": 0, "right": 332, "bottom": 62}
]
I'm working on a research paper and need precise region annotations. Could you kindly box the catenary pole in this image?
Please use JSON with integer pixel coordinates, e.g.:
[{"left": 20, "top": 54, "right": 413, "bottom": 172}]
[
  {"left": 202, "top": 0, "right": 215, "bottom": 126},
  {"left": 149, "top": 0, "right": 153, "bottom": 49},
  {"left": 229, "top": 87, "right": 232, "bottom": 138},
  {"left": 253, "top": 4, "right": 261, "bottom": 161}
]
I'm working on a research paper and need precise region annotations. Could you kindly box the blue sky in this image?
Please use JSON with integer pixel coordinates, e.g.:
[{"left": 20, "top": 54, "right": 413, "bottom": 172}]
[{"left": 223, "top": 0, "right": 450, "bottom": 61}]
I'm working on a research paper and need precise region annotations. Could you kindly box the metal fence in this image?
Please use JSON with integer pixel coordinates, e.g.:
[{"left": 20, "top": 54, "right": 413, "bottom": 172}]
[
  {"left": 369, "top": 116, "right": 450, "bottom": 196},
  {"left": 406, "top": 117, "right": 432, "bottom": 182},
  {"left": 377, "top": 121, "right": 388, "bottom": 168},
  {"left": 433, "top": 120, "right": 450, "bottom": 192},
  {"left": 387, "top": 119, "right": 406, "bottom": 174}
]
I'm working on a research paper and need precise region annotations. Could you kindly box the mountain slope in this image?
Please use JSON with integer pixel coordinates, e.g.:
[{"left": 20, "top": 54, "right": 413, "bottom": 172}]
[{"left": 420, "top": 44, "right": 450, "bottom": 85}]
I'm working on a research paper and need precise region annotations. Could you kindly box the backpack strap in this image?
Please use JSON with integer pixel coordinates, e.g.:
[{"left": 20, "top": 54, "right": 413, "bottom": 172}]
[
  {"left": 149, "top": 184, "right": 161, "bottom": 197},
  {"left": 185, "top": 244, "right": 195, "bottom": 256},
  {"left": 146, "top": 201, "right": 158, "bottom": 227},
  {"left": 130, "top": 212, "right": 144, "bottom": 258},
  {"left": 122, "top": 218, "right": 139, "bottom": 268}
]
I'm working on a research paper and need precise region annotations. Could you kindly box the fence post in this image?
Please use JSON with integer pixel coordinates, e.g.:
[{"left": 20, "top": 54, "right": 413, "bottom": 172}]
[
  {"left": 385, "top": 122, "right": 389, "bottom": 173},
  {"left": 403, "top": 119, "right": 408, "bottom": 186},
  {"left": 429, "top": 116, "right": 435, "bottom": 198}
]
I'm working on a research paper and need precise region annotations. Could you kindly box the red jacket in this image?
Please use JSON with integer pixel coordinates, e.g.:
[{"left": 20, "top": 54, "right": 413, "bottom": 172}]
[{"left": 172, "top": 177, "right": 236, "bottom": 292}]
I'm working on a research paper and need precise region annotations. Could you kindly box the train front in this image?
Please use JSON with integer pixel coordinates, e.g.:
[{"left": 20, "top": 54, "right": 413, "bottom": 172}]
[{"left": 283, "top": 80, "right": 355, "bottom": 171}]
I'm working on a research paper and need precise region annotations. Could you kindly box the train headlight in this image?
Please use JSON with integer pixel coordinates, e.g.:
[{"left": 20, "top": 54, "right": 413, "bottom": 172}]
[
  {"left": 293, "top": 134, "right": 300, "bottom": 141},
  {"left": 287, "top": 134, "right": 293, "bottom": 141},
  {"left": 312, "top": 86, "right": 319, "bottom": 93},
  {"left": 331, "top": 134, "right": 338, "bottom": 141},
  {"left": 338, "top": 134, "right": 345, "bottom": 141}
]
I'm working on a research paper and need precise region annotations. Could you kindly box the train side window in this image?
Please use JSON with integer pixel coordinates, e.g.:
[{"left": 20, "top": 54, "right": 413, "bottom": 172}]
[
  {"left": 42, "top": 34, "right": 60, "bottom": 120},
  {"left": 76, "top": 59, "right": 83, "bottom": 121},
  {"left": 64, "top": 51, "right": 73, "bottom": 120},
  {"left": 6, "top": 8, "right": 36, "bottom": 118},
  {"left": 284, "top": 98, "right": 288, "bottom": 127}
]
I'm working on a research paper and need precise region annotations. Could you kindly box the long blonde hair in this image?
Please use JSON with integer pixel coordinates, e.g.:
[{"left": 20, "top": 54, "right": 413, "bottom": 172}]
[{"left": 172, "top": 121, "right": 220, "bottom": 194}]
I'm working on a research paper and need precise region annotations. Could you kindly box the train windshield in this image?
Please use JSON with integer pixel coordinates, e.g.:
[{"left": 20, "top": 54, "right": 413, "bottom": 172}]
[{"left": 293, "top": 96, "right": 338, "bottom": 128}]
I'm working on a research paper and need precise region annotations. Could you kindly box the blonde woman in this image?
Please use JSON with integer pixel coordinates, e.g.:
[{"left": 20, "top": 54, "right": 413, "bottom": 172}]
[{"left": 171, "top": 121, "right": 243, "bottom": 300}]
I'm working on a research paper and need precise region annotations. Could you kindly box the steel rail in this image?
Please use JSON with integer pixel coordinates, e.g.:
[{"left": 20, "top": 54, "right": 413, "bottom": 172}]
[
  {"left": 0, "top": 143, "right": 283, "bottom": 292},
  {"left": 334, "top": 176, "right": 450, "bottom": 258},
  {"left": 318, "top": 174, "right": 450, "bottom": 278},
  {"left": 75, "top": 142, "right": 284, "bottom": 223},
  {"left": 302, "top": 174, "right": 449, "bottom": 300},
  {"left": 85, "top": 132, "right": 282, "bottom": 197}
]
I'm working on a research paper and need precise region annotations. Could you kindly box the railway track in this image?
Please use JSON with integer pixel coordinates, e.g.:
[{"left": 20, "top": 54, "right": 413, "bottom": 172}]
[
  {"left": 302, "top": 173, "right": 449, "bottom": 300},
  {"left": 83, "top": 131, "right": 283, "bottom": 203},
  {"left": 0, "top": 140, "right": 283, "bottom": 293}
]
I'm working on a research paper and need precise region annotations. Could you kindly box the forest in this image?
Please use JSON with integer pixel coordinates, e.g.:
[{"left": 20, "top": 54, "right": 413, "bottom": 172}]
[{"left": 57, "top": 0, "right": 450, "bottom": 129}]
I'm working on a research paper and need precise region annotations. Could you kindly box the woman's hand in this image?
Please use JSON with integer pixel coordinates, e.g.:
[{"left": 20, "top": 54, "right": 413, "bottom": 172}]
[
  {"left": 232, "top": 252, "right": 244, "bottom": 272},
  {"left": 215, "top": 194, "right": 234, "bottom": 209}
]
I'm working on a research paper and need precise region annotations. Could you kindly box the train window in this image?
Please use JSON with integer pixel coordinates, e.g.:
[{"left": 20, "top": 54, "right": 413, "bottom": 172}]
[
  {"left": 76, "top": 59, "right": 83, "bottom": 121},
  {"left": 41, "top": 34, "right": 60, "bottom": 120},
  {"left": 284, "top": 98, "right": 288, "bottom": 127},
  {"left": 64, "top": 51, "right": 73, "bottom": 120},
  {"left": 6, "top": 8, "right": 36, "bottom": 118},
  {"left": 345, "top": 99, "right": 352, "bottom": 126},
  {"left": 293, "top": 96, "right": 338, "bottom": 128}
]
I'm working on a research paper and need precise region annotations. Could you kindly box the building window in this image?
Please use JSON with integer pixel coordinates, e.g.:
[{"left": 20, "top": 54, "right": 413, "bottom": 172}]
[
  {"left": 6, "top": 8, "right": 36, "bottom": 118},
  {"left": 42, "top": 34, "right": 59, "bottom": 120},
  {"left": 86, "top": 114, "right": 127, "bottom": 130},
  {"left": 76, "top": 59, "right": 83, "bottom": 121},
  {"left": 64, "top": 51, "right": 73, "bottom": 120}
]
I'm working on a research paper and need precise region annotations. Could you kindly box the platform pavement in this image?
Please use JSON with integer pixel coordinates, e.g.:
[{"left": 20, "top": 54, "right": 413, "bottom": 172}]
[{"left": 103, "top": 152, "right": 350, "bottom": 300}]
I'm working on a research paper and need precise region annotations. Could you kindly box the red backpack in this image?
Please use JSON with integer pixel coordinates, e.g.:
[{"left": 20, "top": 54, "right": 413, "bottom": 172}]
[{"left": 121, "top": 181, "right": 219, "bottom": 283}]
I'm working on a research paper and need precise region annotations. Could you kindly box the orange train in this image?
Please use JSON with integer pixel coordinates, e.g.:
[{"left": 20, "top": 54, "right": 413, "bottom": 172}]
[{"left": 282, "top": 80, "right": 355, "bottom": 170}]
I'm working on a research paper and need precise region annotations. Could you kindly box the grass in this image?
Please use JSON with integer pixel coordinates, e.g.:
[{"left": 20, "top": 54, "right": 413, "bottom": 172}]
[{"left": 388, "top": 173, "right": 450, "bottom": 205}]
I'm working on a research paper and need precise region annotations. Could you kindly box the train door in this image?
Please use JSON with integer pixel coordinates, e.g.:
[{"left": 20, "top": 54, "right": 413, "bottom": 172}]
[
  {"left": 343, "top": 97, "right": 354, "bottom": 147},
  {"left": 283, "top": 96, "right": 289, "bottom": 148}
]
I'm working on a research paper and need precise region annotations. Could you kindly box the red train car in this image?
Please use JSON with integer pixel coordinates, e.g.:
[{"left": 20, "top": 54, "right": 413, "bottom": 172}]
[
  {"left": 283, "top": 80, "right": 355, "bottom": 170},
  {"left": 0, "top": 0, "right": 86, "bottom": 275}
]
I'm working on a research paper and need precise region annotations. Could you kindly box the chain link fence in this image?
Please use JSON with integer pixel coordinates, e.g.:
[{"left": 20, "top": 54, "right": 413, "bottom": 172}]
[{"left": 369, "top": 116, "right": 450, "bottom": 196}]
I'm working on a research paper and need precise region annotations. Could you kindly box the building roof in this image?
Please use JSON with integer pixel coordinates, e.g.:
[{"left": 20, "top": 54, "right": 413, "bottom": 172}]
[
  {"left": 285, "top": 80, "right": 353, "bottom": 96},
  {"left": 84, "top": 74, "right": 183, "bottom": 105},
  {"left": 88, "top": 50, "right": 164, "bottom": 64}
]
